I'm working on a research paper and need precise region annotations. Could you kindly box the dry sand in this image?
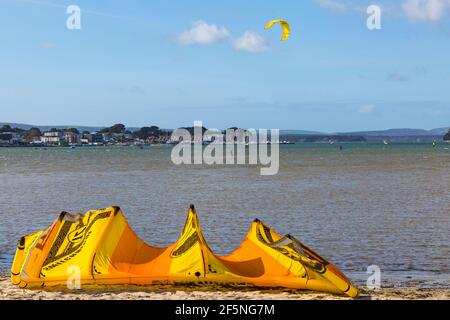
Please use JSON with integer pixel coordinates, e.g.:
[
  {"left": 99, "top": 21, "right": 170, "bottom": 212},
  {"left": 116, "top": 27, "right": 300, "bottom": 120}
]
[{"left": 0, "top": 278, "right": 448, "bottom": 300}]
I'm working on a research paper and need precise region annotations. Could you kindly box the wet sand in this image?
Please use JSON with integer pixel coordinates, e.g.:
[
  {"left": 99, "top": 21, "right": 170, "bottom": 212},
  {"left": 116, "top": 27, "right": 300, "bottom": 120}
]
[{"left": 1, "top": 278, "right": 448, "bottom": 300}]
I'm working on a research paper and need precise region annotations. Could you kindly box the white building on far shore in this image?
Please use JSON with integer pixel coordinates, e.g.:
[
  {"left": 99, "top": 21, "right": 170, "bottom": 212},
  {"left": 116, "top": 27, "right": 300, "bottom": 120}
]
[{"left": 40, "top": 131, "right": 63, "bottom": 145}]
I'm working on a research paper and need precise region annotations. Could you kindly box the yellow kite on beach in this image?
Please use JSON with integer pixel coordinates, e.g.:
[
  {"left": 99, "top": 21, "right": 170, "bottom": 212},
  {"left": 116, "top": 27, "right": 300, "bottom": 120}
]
[
  {"left": 264, "top": 19, "right": 291, "bottom": 41},
  {"left": 11, "top": 205, "right": 358, "bottom": 297}
]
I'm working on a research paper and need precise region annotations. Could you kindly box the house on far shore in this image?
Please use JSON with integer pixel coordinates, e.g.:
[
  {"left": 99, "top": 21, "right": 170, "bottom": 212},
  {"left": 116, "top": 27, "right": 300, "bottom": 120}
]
[
  {"left": 64, "top": 132, "right": 80, "bottom": 144},
  {"left": 81, "top": 132, "right": 104, "bottom": 145},
  {"left": 41, "top": 131, "right": 63, "bottom": 145},
  {"left": 0, "top": 132, "right": 22, "bottom": 145}
]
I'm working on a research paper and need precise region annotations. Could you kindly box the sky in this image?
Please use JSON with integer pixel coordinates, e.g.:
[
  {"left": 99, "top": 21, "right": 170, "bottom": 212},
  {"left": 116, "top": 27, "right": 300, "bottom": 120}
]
[{"left": 0, "top": 0, "right": 450, "bottom": 132}]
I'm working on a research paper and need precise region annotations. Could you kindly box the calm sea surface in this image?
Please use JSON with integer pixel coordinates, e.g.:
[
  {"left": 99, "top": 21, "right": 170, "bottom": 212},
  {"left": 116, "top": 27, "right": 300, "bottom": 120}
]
[{"left": 0, "top": 144, "right": 449, "bottom": 288}]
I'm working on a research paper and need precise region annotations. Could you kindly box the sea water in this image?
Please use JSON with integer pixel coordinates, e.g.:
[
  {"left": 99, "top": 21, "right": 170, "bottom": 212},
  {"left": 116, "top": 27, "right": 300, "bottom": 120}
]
[{"left": 0, "top": 144, "right": 449, "bottom": 288}]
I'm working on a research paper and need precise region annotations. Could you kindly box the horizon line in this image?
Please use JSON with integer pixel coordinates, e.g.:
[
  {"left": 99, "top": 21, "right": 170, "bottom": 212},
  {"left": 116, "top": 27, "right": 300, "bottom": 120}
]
[{"left": 1, "top": 121, "right": 449, "bottom": 134}]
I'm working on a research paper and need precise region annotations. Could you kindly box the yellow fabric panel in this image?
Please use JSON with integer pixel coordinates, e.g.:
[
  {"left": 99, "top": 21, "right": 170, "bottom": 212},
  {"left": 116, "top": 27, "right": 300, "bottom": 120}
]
[
  {"left": 40, "top": 208, "right": 115, "bottom": 279},
  {"left": 168, "top": 209, "right": 206, "bottom": 277},
  {"left": 223, "top": 220, "right": 357, "bottom": 295},
  {"left": 253, "top": 224, "right": 307, "bottom": 277},
  {"left": 18, "top": 230, "right": 45, "bottom": 277},
  {"left": 11, "top": 230, "right": 43, "bottom": 285},
  {"left": 169, "top": 241, "right": 205, "bottom": 277},
  {"left": 22, "top": 217, "right": 65, "bottom": 280},
  {"left": 93, "top": 210, "right": 127, "bottom": 275}
]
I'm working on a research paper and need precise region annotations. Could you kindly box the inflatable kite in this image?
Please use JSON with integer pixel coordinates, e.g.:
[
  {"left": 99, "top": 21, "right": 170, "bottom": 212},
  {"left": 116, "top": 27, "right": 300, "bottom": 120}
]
[
  {"left": 11, "top": 205, "right": 358, "bottom": 297},
  {"left": 264, "top": 19, "right": 291, "bottom": 41}
]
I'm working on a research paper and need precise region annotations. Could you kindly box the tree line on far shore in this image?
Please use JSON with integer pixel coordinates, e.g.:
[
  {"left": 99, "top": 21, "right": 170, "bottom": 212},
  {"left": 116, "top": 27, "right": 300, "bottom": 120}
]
[
  {"left": 99, "top": 124, "right": 163, "bottom": 139},
  {"left": 0, "top": 125, "right": 42, "bottom": 141},
  {"left": 0, "top": 123, "right": 166, "bottom": 142},
  {"left": 2, "top": 124, "right": 450, "bottom": 143}
]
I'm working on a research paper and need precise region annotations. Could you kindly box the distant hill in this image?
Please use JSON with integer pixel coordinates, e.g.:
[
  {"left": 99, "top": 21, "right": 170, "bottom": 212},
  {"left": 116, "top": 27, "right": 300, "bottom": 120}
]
[
  {"left": 280, "top": 130, "right": 325, "bottom": 135},
  {"left": 339, "top": 128, "right": 448, "bottom": 137},
  {"left": 282, "top": 135, "right": 366, "bottom": 143},
  {"left": 428, "top": 127, "right": 450, "bottom": 135}
]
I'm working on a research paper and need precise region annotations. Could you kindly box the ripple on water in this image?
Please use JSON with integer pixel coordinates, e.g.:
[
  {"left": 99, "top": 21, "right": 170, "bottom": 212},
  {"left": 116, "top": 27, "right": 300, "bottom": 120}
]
[{"left": 0, "top": 145, "right": 449, "bottom": 287}]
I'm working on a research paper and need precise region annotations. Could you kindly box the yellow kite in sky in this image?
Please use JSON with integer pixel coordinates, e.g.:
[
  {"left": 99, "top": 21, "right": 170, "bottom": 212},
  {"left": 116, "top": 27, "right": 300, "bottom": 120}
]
[{"left": 264, "top": 19, "right": 291, "bottom": 41}]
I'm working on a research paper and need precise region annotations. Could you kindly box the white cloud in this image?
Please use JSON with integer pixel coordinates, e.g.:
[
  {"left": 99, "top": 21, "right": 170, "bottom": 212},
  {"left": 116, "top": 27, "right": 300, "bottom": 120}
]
[
  {"left": 177, "top": 20, "right": 230, "bottom": 45},
  {"left": 316, "top": 0, "right": 376, "bottom": 15},
  {"left": 402, "top": 0, "right": 450, "bottom": 22},
  {"left": 316, "top": 0, "right": 349, "bottom": 13},
  {"left": 316, "top": 0, "right": 450, "bottom": 24},
  {"left": 232, "top": 31, "right": 269, "bottom": 53},
  {"left": 359, "top": 104, "right": 376, "bottom": 114}
]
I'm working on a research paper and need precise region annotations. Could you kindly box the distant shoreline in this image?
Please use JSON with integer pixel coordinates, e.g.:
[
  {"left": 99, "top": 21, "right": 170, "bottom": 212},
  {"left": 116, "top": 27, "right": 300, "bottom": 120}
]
[
  {"left": 1, "top": 122, "right": 449, "bottom": 137},
  {"left": 1, "top": 139, "right": 449, "bottom": 148},
  {"left": 2, "top": 122, "right": 448, "bottom": 147}
]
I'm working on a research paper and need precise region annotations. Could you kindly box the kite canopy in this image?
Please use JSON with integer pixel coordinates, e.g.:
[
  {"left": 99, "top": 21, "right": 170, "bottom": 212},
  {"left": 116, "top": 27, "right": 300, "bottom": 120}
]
[
  {"left": 264, "top": 19, "right": 291, "bottom": 41},
  {"left": 11, "top": 205, "right": 358, "bottom": 297}
]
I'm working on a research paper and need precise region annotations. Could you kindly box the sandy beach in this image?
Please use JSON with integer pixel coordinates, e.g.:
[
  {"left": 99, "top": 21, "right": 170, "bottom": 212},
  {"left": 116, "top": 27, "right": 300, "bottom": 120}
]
[{"left": 1, "top": 278, "right": 448, "bottom": 300}]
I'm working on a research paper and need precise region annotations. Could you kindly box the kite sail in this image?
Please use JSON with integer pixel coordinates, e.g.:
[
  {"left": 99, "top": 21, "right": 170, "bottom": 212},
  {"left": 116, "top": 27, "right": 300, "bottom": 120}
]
[
  {"left": 264, "top": 19, "right": 291, "bottom": 41},
  {"left": 11, "top": 205, "right": 358, "bottom": 297}
]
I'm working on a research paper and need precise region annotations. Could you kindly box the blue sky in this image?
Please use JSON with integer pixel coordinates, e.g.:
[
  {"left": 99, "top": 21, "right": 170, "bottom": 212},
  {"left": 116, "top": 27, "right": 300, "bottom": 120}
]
[{"left": 0, "top": 0, "right": 449, "bottom": 131}]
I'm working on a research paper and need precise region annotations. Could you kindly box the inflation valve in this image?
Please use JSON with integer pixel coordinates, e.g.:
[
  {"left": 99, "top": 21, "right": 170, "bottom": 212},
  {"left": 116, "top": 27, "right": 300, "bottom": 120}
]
[{"left": 17, "top": 237, "right": 25, "bottom": 250}]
